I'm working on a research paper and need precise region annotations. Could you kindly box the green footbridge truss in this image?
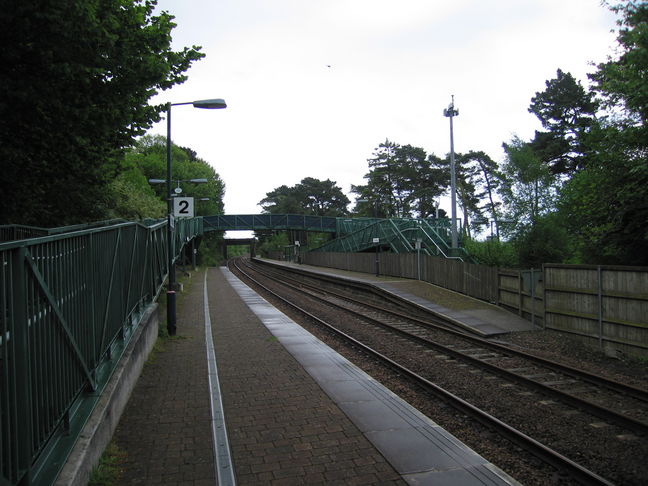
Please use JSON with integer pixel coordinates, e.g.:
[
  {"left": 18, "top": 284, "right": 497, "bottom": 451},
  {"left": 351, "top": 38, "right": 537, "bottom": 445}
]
[
  {"left": 313, "top": 217, "right": 472, "bottom": 261},
  {"left": 201, "top": 214, "right": 471, "bottom": 261}
]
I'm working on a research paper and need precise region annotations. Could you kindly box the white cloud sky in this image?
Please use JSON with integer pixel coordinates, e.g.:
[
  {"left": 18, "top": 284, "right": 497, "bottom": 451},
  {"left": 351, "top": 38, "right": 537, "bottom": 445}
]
[{"left": 147, "top": 0, "right": 618, "bottom": 216}]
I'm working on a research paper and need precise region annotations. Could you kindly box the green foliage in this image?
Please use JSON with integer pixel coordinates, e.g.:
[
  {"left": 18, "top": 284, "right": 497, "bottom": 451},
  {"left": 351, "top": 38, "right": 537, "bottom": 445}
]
[
  {"left": 555, "top": 1, "right": 648, "bottom": 265},
  {"left": 196, "top": 233, "right": 223, "bottom": 266},
  {"left": 260, "top": 177, "right": 350, "bottom": 216},
  {"left": 528, "top": 69, "right": 599, "bottom": 175},
  {"left": 0, "top": 0, "right": 204, "bottom": 226},
  {"left": 511, "top": 214, "right": 574, "bottom": 268},
  {"left": 353, "top": 140, "right": 447, "bottom": 218},
  {"left": 499, "top": 136, "right": 559, "bottom": 232},
  {"left": 257, "top": 232, "right": 290, "bottom": 258},
  {"left": 558, "top": 127, "right": 648, "bottom": 264},
  {"left": 106, "top": 158, "right": 166, "bottom": 220},
  {"left": 127, "top": 135, "right": 226, "bottom": 217},
  {"left": 463, "top": 238, "right": 518, "bottom": 268},
  {"left": 226, "top": 244, "right": 251, "bottom": 259},
  {"left": 591, "top": 1, "right": 648, "bottom": 126}
]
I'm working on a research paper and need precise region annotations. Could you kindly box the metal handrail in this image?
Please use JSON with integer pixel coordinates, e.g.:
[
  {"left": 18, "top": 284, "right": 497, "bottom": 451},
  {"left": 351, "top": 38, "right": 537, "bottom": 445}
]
[{"left": 0, "top": 217, "right": 202, "bottom": 485}]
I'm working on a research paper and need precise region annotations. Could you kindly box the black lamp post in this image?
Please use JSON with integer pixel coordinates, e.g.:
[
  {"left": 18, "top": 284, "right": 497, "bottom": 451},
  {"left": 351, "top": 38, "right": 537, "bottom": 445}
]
[{"left": 165, "top": 98, "right": 226, "bottom": 335}]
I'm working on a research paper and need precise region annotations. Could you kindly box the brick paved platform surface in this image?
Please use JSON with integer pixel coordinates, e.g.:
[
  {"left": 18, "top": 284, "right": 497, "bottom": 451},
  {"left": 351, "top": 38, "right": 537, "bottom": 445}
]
[
  {"left": 113, "top": 273, "right": 216, "bottom": 486},
  {"left": 206, "top": 268, "right": 406, "bottom": 485},
  {"left": 113, "top": 268, "right": 406, "bottom": 485}
]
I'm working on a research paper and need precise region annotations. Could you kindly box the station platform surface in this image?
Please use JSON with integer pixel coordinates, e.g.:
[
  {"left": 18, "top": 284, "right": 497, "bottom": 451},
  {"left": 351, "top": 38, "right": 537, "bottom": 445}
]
[
  {"left": 257, "top": 258, "right": 534, "bottom": 336},
  {"left": 112, "top": 266, "right": 521, "bottom": 485}
]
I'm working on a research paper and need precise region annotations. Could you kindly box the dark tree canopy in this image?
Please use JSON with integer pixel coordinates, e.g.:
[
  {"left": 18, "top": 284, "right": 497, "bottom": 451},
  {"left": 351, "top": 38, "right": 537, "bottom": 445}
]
[
  {"left": 353, "top": 140, "right": 447, "bottom": 219},
  {"left": 259, "top": 178, "right": 350, "bottom": 217},
  {"left": 127, "top": 135, "right": 225, "bottom": 218},
  {"left": 0, "top": 0, "right": 204, "bottom": 225},
  {"left": 528, "top": 69, "right": 599, "bottom": 175}
]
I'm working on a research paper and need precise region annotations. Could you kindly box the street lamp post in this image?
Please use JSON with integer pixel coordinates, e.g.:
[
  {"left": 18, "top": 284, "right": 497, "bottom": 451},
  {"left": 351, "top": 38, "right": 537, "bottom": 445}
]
[
  {"left": 165, "top": 98, "right": 226, "bottom": 336},
  {"left": 443, "top": 96, "right": 459, "bottom": 250}
]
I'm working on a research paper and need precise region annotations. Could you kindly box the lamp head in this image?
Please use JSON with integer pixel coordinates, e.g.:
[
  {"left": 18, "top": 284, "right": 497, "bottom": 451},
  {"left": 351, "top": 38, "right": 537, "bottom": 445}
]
[{"left": 192, "top": 98, "right": 227, "bottom": 109}]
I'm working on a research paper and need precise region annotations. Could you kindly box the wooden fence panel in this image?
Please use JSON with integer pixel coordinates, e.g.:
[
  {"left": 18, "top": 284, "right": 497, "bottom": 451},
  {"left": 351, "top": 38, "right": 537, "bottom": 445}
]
[
  {"left": 498, "top": 269, "right": 521, "bottom": 311},
  {"left": 545, "top": 264, "right": 648, "bottom": 357},
  {"left": 464, "top": 262, "right": 498, "bottom": 302}
]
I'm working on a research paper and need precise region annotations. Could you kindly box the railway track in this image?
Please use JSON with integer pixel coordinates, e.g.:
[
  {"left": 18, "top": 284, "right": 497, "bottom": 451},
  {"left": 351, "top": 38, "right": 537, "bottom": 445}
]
[
  {"left": 230, "top": 257, "right": 648, "bottom": 485},
  {"left": 245, "top": 259, "right": 648, "bottom": 429}
]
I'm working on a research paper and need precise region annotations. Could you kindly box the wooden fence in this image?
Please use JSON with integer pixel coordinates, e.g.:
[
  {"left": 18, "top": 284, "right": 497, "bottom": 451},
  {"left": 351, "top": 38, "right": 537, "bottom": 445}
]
[
  {"left": 302, "top": 252, "right": 648, "bottom": 358},
  {"left": 544, "top": 264, "right": 648, "bottom": 358}
]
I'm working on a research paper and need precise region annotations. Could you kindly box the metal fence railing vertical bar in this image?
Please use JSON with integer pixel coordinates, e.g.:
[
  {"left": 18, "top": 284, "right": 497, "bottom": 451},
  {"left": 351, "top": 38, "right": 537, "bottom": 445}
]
[{"left": 0, "top": 217, "right": 202, "bottom": 486}]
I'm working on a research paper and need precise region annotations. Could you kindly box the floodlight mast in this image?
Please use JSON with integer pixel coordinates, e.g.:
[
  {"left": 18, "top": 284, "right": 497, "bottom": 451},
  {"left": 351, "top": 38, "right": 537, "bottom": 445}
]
[{"left": 443, "top": 95, "right": 459, "bottom": 249}]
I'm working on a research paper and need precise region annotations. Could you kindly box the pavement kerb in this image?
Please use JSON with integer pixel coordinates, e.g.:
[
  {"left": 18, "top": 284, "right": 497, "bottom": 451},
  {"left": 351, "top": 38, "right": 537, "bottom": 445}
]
[{"left": 54, "top": 303, "right": 160, "bottom": 486}]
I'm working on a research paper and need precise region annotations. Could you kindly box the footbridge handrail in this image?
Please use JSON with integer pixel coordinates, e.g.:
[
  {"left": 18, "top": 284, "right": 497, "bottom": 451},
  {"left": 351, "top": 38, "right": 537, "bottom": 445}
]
[{"left": 202, "top": 214, "right": 338, "bottom": 233}]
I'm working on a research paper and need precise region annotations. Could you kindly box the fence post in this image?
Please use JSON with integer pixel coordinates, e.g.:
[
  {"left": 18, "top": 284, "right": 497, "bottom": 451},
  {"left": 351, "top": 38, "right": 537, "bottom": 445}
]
[
  {"left": 518, "top": 270, "right": 523, "bottom": 316},
  {"left": 530, "top": 269, "right": 535, "bottom": 327},
  {"left": 542, "top": 264, "right": 547, "bottom": 330},
  {"left": 598, "top": 265, "right": 603, "bottom": 349},
  {"left": 12, "top": 247, "right": 33, "bottom": 484}
]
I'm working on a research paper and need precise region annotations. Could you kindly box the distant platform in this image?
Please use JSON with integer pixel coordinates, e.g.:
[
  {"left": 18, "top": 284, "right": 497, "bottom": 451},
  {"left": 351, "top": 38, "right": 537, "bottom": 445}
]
[{"left": 257, "top": 258, "right": 534, "bottom": 336}]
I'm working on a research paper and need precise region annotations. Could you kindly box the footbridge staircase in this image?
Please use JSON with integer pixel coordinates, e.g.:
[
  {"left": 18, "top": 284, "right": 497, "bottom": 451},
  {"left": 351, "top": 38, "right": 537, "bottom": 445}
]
[{"left": 312, "top": 217, "right": 473, "bottom": 262}]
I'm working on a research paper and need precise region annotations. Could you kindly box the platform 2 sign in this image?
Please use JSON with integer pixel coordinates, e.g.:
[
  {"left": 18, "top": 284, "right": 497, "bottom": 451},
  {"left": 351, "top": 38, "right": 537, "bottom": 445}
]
[{"left": 173, "top": 197, "right": 194, "bottom": 218}]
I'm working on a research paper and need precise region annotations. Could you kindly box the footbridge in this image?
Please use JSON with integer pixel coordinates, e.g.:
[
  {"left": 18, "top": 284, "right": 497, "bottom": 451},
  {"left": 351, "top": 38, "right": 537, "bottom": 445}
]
[
  {"left": 202, "top": 214, "right": 471, "bottom": 261},
  {"left": 203, "top": 214, "right": 337, "bottom": 233}
]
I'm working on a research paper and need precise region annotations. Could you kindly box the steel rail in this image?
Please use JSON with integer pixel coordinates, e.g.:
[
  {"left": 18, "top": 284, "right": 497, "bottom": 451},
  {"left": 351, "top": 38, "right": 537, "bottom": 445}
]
[
  {"left": 230, "top": 258, "right": 616, "bottom": 486},
  {"left": 251, "top": 258, "right": 648, "bottom": 404},
  {"left": 244, "top": 259, "right": 648, "bottom": 436}
]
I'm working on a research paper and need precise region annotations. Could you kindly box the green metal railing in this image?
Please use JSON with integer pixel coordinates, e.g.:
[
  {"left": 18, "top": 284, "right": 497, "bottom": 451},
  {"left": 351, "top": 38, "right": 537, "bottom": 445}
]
[
  {"left": 0, "top": 219, "right": 129, "bottom": 243},
  {"left": 0, "top": 217, "right": 202, "bottom": 486},
  {"left": 314, "top": 217, "right": 472, "bottom": 261}
]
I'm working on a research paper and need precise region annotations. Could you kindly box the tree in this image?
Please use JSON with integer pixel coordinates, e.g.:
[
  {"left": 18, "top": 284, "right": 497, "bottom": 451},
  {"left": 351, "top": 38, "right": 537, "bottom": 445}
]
[
  {"left": 297, "top": 177, "right": 351, "bottom": 216},
  {"left": 555, "top": 0, "right": 648, "bottom": 264},
  {"left": 558, "top": 128, "right": 648, "bottom": 264},
  {"left": 437, "top": 152, "right": 481, "bottom": 238},
  {"left": 0, "top": 0, "right": 204, "bottom": 225},
  {"left": 259, "top": 178, "right": 350, "bottom": 216},
  {"left": 466, "top": 151, "right": 502, "bottom": 237},
  {"left": 358, "top": 140, "right": 404, "bottom": 217},
  {"left": 128, "top": 135, "right": 225, "bottom": 218},
  {"left": 591, "top": 1, "right": 648, "bottom": 129},
  {"left": 106, "top": 162, "right": 166, "bottom": 221},
  {"left": 528, "top": 69, "right": 599, "bottom": 175},
  {"left": 513, "top": 213, "right": 573, "bottom": 267},
  {"left": 353, "top": 141, "right": 446, "bottom": 219},
  {"left": 410, "top": 158, "right": 449, "bottom": 218},
  {"left": 499, "top": 136, "right": 559, "bottom": 234}
]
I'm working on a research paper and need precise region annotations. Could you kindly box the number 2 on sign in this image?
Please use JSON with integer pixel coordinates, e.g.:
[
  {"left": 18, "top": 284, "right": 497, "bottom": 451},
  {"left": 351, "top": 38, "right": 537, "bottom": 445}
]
[{"left": 173, "top": 197, "right": 194, "bottom": 218}]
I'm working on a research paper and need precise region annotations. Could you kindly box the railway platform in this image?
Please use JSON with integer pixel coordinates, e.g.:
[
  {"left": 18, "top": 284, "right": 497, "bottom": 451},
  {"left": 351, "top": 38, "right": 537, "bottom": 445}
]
[
  {"left": 258, "top": 258, "right": 534, "bottom": 336},
  {"left": 112, "top": 266, "right": 521, "bottom": 485}
]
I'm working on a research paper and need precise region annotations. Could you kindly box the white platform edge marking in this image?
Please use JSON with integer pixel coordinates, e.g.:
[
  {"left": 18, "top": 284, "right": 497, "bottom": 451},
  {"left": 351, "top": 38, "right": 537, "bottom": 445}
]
[
  {"left": 221, "top": 268, "right": 521, "bottom": 485},
  {"left": 204, "top": 270, "right": 237, "bottom": 486}
]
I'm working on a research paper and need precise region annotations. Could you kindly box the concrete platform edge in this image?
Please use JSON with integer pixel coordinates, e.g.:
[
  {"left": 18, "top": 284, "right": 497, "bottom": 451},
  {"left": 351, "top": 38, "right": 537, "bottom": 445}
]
[
  {"left": 222, "top": 269, "right": 522, "bottom": 485},
  {"left": 55, "top": 303, "right": 160, "bottom": 486}
]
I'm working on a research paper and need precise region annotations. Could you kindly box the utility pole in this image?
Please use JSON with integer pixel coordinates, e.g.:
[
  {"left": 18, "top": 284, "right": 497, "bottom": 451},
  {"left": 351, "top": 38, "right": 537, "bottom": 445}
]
[{"left": 443, "top": 96, "right": 459, "bottom": 249}]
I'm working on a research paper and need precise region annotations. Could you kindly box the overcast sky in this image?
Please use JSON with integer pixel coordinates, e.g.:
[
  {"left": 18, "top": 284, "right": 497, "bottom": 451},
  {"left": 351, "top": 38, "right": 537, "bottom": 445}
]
[{"left": 148, "top": 0, "right": 618, "bottom": 216}]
